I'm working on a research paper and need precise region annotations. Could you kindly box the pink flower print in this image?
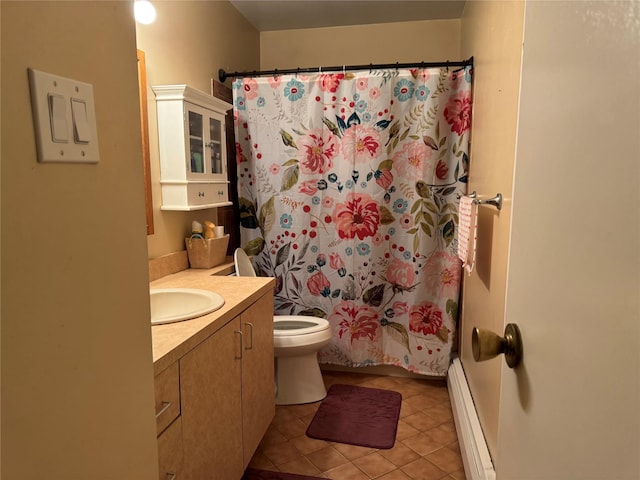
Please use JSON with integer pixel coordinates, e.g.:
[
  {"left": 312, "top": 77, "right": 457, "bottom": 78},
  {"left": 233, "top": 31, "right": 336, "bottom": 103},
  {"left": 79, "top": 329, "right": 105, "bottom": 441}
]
[
  {"left": 297, "top": 129, "right": 339, "bottom": 174},
  {"left": 299, "top": 180, "right": 319, "bottom": 195},
  {"left": 270, "top": 163, "right": 280, "bottom": 175},
  {"left": 435, "top": 159, "right": 449, "bottom": 180},
  {"left": 317, "top": 73, "right": 345, "bottom": 93},
  {"left": 449, "top": 70, "right": 465, "bottom": 90},
  {"left": 392, "top": 301, "right": 409, "bottom": 316},
  {"left": 399, "top": 214, "right": 413, "bottom": 230},
  {"left": 393, "top": 141, "right": 434, "bottom": 182},
  {"left": 242, "top": 78, "right": 259, "bottom": 100},
  {"left": 369, "top": 87, "right": 381, "bottom": 100},
  {"left": 330, "top": 300, "right": 380, "bottom": 344},
  {"left": 424, "top": 251, "right": 461, "bottom": 298},
  {"left": 410, "top": 68, "right": 431, "bottom": 82},
  {"left": 385, "top": 258, "right": 415, "bottom": 290},
  {"left": 235, "top": 142, "right": 247, "bottom": 164},
  {"left": 322, "top": 196, "right": 335, "bottom": 209},
  {"left": 356, "top": 77, "right": 368, "bottom": 91},
  {"left": 268, "top": 76, "right": 281, "bottom": 89},
  {"left": 409, "top": 301, "right": 444, "bottom": 336},
  {"left": 341, "top": 126, "right": 381, "bottom": 164},
  {"left": 371, "top": 231, "right": 384, "bottom": 246},
  {"left": 444, "top": 91, "right": 472, "bottom": 136},
  {"left": 375, "top": 169, "right": 393, "bottom": 190},
  {"left": 333, "top": 193, "right": 380, "bottom": 240},
  {"left": 307, "top": 271, "right": 331, "bottom": 297},
  {"left": 329, "top": 252, "right": 345, "bottom": 270}
]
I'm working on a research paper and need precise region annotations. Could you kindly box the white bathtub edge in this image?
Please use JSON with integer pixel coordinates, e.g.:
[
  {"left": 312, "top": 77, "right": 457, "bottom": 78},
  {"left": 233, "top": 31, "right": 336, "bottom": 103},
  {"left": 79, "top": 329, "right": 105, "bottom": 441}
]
[{"left": 448, "top": 357, "right": 496, "bottom": 480}]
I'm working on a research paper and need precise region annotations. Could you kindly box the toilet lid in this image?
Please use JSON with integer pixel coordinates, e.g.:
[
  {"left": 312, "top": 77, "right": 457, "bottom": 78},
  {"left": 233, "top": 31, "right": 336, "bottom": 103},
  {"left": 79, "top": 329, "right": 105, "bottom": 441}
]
[
  {"left": 234, "top": 248, "right": 257, "bottom": 277},
  {"left": 274, "top": 316, "right": 329, "bottom": 336}
]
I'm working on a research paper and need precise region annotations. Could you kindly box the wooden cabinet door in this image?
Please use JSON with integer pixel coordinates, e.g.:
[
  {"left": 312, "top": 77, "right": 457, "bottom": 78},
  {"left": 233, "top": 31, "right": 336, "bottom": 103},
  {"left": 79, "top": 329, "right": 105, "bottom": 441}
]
[
  {"left": 241, "top": 293, "right": 275, "bottom": 467},
  {"left": 157, "top": 417, "right": 183, "bottom": 480},
  {"left": 180, "top": 318, "right": 243, "bottom": 480}
]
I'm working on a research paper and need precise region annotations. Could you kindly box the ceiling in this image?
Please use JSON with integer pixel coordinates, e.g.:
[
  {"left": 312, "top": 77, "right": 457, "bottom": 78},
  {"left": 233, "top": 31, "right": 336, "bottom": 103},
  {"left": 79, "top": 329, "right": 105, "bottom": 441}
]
[{"left": 229, "top": 0, "right": 467, "bottom": 31}]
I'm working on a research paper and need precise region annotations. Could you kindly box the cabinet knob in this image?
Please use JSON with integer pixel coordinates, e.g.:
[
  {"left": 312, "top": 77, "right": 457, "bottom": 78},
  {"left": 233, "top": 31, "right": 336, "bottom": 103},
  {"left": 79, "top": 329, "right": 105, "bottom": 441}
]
[{"left": 198, "top": 191, "right": 205, "bottom": 197}]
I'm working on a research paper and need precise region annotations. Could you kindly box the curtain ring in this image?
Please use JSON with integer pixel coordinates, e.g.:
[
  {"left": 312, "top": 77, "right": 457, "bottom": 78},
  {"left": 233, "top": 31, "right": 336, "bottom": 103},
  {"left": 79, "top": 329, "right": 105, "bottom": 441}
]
[
  {"left": 318, "top": 66, "right": 322, "bottom": 74},
  {"left": 342, "top": 65, "right": 346, "bottom": 75},
  {"left": 274, "top": 68, "right": 279, "bottom": 79},
  {"left": 396, "top": 62, "right": 399, "bottom": 73},
  {"left": 296, "top": 67, "right": 300, "bottom": 77},
  {"left": 369, "top": 63, "right": 373, "bottom": 74}
]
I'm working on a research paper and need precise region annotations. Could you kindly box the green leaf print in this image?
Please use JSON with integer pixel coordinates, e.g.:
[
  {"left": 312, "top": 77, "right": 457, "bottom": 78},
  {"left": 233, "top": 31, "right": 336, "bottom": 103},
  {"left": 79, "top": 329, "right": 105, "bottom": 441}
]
[
  {"left": 442, "top": 219, "right": 455, "bottom": 246},
  {"left": 245, "top": 237, "right": 265, "bottom": 256},
  {"left": 298, "top": 308, "right": 327, "bottom": 319},
  {"left": 259, "top": 196, "right": 275, "bottom": 235},
  {"left": 363, "top": 284, "right": 385, "bottom": 307},
  {"left": 281, "top": 164, "right": 300, "bottom": 191},
  {"left": 279, "top": 129, "right": 298, "bottom": 148},
  {"left": 379, "top": 205, "right": 395, "bottom": 225},
  {"left": 415, "top": 181, "right": 431, "bottom": 199},
  {"left": 238, "top": 197, "right": 258, "bottom": 229},
  {"left": 385, "top": 322, "right": 411, "bottom": 353}
]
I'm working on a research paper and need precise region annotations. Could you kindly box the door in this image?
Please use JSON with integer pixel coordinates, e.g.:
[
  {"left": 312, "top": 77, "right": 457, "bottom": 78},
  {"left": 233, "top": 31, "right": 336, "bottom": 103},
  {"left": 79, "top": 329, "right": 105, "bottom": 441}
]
[{"left": 495, "top": 1, "right": 639, "bottom": 478}]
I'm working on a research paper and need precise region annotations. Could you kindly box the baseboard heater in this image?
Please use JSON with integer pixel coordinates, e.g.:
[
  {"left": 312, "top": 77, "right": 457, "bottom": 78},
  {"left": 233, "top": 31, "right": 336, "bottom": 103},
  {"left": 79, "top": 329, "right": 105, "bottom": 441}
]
[{"left": 447, "top": 357, "right": 496, "bottom": 480}]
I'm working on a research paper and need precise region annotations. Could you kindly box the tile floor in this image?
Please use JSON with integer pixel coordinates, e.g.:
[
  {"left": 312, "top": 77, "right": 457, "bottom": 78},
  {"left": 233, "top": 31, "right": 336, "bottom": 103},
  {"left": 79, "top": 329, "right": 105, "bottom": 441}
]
[{"left": 247, "top": 370, "right": 466, "bottom": 480}]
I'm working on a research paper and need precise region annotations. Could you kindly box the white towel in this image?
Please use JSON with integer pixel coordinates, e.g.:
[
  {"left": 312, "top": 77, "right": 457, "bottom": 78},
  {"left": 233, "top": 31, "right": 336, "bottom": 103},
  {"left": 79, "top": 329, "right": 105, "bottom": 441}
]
[{"left": 457, "top": 195, "right": 478, "bottom": 275}]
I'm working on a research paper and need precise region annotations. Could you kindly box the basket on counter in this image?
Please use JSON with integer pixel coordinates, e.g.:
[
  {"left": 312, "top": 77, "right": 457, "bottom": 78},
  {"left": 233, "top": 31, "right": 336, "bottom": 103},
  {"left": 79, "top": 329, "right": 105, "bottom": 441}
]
[{"left": 185, "top": 234, "right": 229, "bottom": 269}]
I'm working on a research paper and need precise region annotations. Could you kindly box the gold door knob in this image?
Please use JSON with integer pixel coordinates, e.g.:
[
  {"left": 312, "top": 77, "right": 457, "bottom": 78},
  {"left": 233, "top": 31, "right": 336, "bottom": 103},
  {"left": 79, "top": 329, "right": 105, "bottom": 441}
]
[{"left": 472, "top": 323, "right": 523, "bottom": 368}]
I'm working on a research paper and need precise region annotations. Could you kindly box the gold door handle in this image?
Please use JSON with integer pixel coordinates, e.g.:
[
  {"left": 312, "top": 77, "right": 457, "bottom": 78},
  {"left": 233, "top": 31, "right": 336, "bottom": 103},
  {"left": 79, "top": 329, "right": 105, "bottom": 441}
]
[{"left": 472, "top": 323, "right": 523, "bottom": 368}]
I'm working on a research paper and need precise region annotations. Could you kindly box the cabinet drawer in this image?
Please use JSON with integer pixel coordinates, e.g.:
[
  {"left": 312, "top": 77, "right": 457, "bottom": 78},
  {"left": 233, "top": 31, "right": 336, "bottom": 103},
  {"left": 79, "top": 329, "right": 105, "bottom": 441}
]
[
  {"left": 158, "top": 416, "right": 183, "bottom": 480},
  {"left": 187, "top": 183, "right": 228, "bottom": 206},
  {"left": 154, "top": 363, "right": 180, "bottom": 435}
]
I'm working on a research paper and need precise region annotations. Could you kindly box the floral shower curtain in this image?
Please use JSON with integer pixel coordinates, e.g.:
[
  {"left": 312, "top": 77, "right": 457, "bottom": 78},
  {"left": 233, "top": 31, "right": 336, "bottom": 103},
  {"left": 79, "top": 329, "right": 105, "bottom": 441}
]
[{"left": 233, "top": 66, "right": 472, "bottom": 376}]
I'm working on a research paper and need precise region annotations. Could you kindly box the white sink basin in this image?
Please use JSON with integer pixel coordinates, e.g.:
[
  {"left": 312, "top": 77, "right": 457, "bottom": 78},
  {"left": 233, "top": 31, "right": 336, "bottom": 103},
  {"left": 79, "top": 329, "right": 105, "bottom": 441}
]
[{"left": 150, "top": 288, "right": 225, "bottom": 325}]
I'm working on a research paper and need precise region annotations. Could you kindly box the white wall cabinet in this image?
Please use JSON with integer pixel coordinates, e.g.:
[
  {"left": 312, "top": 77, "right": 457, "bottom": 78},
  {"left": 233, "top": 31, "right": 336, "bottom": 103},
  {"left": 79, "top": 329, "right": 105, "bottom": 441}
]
[{"left": 153, "top": 85, "right": 232, "bottom": 210}]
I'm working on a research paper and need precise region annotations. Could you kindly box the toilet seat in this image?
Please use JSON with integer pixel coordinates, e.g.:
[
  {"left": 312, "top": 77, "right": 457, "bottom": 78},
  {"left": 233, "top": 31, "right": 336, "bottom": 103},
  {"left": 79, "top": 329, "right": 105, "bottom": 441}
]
[
  {"left": 274, "top": 316, "right": 329, "bottom": 336},
  {"left": 273, "top": 316, "right": 331, "bottom": 351}
]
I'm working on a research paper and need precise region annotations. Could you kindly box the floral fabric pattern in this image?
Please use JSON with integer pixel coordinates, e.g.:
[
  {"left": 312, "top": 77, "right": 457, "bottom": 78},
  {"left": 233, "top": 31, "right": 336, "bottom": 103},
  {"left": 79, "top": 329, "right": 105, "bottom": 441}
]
[{"left": 233, "top": 66, "right": 472, "bottom": 376}]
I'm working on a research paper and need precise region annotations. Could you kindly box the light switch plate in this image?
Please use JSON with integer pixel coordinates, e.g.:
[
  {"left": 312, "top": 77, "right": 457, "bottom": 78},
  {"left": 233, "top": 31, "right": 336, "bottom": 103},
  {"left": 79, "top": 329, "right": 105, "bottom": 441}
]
[{"left": 28, "top": 68, "right": 100, "bottom": 163}]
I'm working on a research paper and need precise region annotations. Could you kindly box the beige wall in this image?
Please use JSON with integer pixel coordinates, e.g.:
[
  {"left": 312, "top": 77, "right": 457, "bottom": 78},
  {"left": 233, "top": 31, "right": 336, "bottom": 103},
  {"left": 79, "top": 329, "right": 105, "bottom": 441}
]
[
  {"left": 260, "top": 19, "right": 461, "bottom": 70},
  {"left": 1, "top": 2, "right": 158, "bottom": 478},
  {"left": 459, "top": 0, "right": 525, "bottom": 460},
  {"left": 136, "top": 1, "right": 260, "bottom": 258}
]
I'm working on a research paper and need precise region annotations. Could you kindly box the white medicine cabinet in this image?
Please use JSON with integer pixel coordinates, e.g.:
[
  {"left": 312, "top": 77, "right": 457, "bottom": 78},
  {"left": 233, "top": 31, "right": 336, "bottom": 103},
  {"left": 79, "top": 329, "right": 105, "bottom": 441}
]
[{"left": 153, "top": 84, "right": 232, "bottom": 210}]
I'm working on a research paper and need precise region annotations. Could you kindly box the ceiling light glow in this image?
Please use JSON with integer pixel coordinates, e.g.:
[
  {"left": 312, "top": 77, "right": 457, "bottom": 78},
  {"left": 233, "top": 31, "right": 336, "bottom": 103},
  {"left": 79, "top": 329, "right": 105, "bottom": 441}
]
[{"left": 134, "top": 0, "right": 156, "bottom": 25}]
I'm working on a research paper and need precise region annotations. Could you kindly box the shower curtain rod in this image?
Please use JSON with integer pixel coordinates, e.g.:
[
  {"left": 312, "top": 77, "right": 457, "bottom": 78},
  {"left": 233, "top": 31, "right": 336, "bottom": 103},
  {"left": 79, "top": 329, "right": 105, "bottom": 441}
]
[{"left": 218, "top": 57, "right": 473, "bottom": 82}]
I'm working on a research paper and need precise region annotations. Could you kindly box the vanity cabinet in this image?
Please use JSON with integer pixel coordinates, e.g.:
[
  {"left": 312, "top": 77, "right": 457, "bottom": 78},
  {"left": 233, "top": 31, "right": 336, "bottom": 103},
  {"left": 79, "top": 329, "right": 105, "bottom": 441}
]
[
  {"left": 153, "top": 85, "right": 232, "bottom": 211},
  {"left": 154, "top": 291, "right": 275, "bottom": 480},
  {"left": 181, "top": 317, "right": 244, "bottom": 479},
  {"left": 239, "top": 294, "right": 276, "bottom": 467},
  {"left": 154, "top": 363, "right": 183, "bottom": 480}
]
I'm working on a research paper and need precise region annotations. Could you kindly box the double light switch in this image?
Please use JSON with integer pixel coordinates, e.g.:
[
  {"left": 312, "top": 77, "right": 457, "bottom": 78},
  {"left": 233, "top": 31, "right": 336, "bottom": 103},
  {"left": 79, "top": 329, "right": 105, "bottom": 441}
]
[{"left": 28, "top": 68, "right": 99, "bottom": 163}]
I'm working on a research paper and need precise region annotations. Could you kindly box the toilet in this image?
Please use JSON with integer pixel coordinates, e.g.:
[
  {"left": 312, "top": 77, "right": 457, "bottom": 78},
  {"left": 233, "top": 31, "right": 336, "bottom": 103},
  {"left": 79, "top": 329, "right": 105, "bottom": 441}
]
[{"left": 234, "top": 248, "right": 332, "bottom": 405}]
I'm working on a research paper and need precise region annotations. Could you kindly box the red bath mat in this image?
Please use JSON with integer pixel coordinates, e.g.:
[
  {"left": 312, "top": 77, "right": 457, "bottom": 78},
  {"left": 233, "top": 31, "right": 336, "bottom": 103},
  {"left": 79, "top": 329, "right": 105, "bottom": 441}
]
[
  {"left": 306, "top": 383, "right": 402, "bottom": 449},
  {"left": 242, "top": 469, "right": 327, "bottom": 480}
]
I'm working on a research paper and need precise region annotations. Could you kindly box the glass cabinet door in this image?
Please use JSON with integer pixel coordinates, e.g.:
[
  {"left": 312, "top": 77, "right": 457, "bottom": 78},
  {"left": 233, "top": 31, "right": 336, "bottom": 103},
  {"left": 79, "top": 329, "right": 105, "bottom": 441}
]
[
  {"left": 208, "top": 117, "right": 223, "bottom": 175},
  {"left": 188, "top": 109, "right": 205, "bottom": 175}
]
